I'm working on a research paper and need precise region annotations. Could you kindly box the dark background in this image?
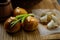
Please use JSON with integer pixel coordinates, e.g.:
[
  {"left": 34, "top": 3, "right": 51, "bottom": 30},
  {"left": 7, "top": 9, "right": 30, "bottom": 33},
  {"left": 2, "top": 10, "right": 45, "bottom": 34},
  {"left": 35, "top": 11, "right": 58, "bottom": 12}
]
[
  {"left": 11, "top": 0, "right": 41, "bottom": 9},
  {"left": 57, "top": 0, "right": 60, "bottom": 4}
]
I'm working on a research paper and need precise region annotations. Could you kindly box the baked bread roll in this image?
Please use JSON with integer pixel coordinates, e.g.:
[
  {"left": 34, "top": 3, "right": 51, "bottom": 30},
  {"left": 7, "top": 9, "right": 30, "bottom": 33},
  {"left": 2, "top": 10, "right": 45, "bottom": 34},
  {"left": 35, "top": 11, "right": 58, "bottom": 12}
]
[
  {"left": 23, "top": 16, "right": 38, "bottom": 31},
  {"left": 4, "top": 17, "right": 21, "bottom": 33}
]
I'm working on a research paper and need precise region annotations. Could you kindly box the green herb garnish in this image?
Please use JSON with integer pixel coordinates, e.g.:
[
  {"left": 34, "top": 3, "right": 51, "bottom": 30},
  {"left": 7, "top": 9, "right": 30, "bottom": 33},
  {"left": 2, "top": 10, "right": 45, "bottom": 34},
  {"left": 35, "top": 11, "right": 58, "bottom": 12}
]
[
  {"left": 10, "top": 19, "right": 21, "bottom": 28},
  {"left": 10, "top": 14, "right": 34, "bottom": 28}
]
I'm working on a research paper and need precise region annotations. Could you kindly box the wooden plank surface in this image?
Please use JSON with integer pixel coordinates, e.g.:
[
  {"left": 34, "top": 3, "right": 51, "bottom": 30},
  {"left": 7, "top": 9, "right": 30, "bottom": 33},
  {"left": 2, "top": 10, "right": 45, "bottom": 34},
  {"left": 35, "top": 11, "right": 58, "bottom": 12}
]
[{"left": 0, "top": 0, "right": 60, "bottom": 40}]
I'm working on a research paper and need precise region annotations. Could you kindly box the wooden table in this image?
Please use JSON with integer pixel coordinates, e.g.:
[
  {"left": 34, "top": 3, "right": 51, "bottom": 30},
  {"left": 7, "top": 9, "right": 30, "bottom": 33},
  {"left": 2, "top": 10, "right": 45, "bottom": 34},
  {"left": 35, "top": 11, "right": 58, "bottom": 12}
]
[{"left": 0, "top": 0, "right": 60, "bottom": 40}]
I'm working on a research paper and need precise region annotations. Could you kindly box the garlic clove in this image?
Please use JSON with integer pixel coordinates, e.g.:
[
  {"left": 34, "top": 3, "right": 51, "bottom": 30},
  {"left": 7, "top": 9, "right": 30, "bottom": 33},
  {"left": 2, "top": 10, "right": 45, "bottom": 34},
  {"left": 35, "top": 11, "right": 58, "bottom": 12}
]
[
  {"left": 52, "top": 15, "right": 60, "bottom": 25},
  {"left": 47, "top": 20, "right": 58, "bottom": 30},
  {"left": 52, "top": 15, "right": 57, "bottom": 22},
  {"left": 40, "top": 15, "right": 47, "bottom": 22}
]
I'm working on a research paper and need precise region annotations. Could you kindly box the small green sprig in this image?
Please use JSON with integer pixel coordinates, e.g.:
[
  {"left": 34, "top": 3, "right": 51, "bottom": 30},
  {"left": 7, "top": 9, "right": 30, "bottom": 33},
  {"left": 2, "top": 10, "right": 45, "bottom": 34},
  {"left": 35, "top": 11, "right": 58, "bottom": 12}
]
[
  {"left": 10, "top": 14, "right": 34, "bottom": 28},
  {"left": 10, "top": 19, "right": 21, "bottom": 28}
]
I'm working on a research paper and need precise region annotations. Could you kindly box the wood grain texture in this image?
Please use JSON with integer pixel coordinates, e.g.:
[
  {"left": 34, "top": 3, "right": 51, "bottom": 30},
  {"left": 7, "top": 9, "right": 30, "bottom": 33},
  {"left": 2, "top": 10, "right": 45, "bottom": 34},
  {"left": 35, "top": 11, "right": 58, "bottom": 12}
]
[{"left": 0, "top": 0, "right": 60, "bottom": 40}]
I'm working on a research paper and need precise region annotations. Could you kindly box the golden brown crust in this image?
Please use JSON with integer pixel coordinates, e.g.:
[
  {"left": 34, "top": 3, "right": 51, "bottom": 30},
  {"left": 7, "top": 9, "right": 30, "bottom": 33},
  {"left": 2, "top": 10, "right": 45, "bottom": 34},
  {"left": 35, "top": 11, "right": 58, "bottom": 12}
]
[
  {"left": 4, "top": 17, "right": 21, "bottom": 33},
  {"left": 7, "top": 22, "right": 21, "bottom": 33},
  {"left": 13, "top": 7, "right": 28, "bottom": 16},
  {"left": 23, "top": 16, "right": 38, "bottom": 31}
]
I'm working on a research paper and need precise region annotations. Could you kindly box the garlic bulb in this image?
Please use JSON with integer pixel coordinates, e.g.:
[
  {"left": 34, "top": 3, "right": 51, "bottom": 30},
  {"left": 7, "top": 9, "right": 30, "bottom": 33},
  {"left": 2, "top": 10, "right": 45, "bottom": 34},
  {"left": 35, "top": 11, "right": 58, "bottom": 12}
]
[
  {"left": 40, "top": 12, "right": 58, "bottom": 25},
  {"left": 47, "top": 20, "right": 58, "bottom": 30}
]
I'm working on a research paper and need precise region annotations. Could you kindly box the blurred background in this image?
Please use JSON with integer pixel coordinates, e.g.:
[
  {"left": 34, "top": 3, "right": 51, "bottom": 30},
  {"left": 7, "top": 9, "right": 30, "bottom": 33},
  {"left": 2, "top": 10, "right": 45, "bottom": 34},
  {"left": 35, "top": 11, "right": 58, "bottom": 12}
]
[{"left": 11, "top": 0, "right": 42, "bottom": 9}]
